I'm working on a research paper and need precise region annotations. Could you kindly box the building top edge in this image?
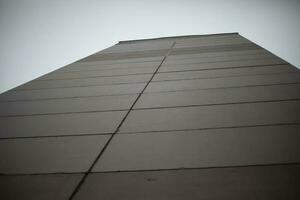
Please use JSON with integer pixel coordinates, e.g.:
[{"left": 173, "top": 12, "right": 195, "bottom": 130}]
[{"left": 118, "top": 32, "right": 239, "bottom": 44}]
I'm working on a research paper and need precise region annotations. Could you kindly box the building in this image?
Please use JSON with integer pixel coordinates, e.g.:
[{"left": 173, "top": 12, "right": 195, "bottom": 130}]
[{"left": 0, "top": 33, "right": 300, "bottom": 199}]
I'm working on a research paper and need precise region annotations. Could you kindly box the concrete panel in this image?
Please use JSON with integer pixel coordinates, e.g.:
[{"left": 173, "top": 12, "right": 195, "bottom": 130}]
[
  {"left": 170, "top": 43, "right": 259, "bottom": 56},
  {"left": 96, "top": 125, "right": 300, "bottom": 171},
  {"left": 0, "top": 111, "right": 126, "bottom": 138},
  {"left": 146, "top": 73, "right": 300, "bottom": 93},
  {"left": 164, "top": 52, "right": 275, "bottom": 65},
  {"left": 166, "top": 49, "right": 267, "bottom": 60},
  {"left": 59, "top": 61, "right": 159, "bottom": 72},
  {"left": 0, "top": 83, "right": 146, "bottom": 101},
  {"left": 153, "top": 65, "right": 297, "bottom": 82},
  {"left": 0, "top": 135, "right": 109, "bottom": 174},
  {"left": 75, "top": 56, "right": 163, "bottom": 65},
  {"left": 174, "top": 34, "right": 249, "bottom": 47},
  {"left": 0, "top": 174, "right": 82, "bottom": 200},
  {"left": 159, "top": 58, "right": 286, "bottom": 72},
  {"left": 80, "top": 49, "right": 168, "bottom": 62},
  {"left": 16, "top": 74, "right": 151, "bottom": 90},
  {"left": 135, "top": 84, "right": 300, "bottom": 109},
  {"left": 76, "top": 165, "right": 300, "bottom": 200},
  {"left": 38, "top": 66, "right": 156, "bottom": 81},
  {"left": 0, "top": 94, "right": 137, "bottom": 116},
  {"left": 120, "top": 101, "right": 300, "bottom": 133},
  {"left": 101, "top": 40, "right": 173, "bottom": 53}
]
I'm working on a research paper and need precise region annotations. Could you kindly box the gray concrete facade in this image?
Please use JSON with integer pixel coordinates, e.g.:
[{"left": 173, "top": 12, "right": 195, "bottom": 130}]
[{"left": 0, "top": 33, "right": 299, "bottom": 199}]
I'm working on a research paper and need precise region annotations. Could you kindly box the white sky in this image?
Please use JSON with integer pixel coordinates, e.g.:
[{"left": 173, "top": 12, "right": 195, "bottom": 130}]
[{"left": 0, "top": 0, "right": 299, "bottom": 93}]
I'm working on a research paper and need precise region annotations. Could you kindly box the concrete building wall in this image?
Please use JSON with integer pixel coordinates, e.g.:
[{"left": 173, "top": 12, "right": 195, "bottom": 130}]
[{"left": 0, "top": 33, "right": 299, "bottom": 199}]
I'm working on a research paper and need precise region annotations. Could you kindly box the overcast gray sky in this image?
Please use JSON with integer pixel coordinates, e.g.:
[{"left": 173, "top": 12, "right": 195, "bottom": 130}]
[{"left": 0, "top": 0, "right": 299, "bottom": 94}]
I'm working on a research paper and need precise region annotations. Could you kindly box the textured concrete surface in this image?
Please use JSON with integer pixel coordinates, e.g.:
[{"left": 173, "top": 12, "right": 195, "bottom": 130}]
[
  {"left": 153, "top": 65, "right": 297, "bottom": 81},
  {"left": 0, "top": 174, "right": 83, "bottom": 200},
  {"left": 0, "top": 82, "right": 146, "bottom": 101},
  {"left": 135, "top": 84, "right": 300, "bottom": 109},
  {"left": 120, "top": 101, "right": 300, "bottom": 133},
  {"left": 0, "top": 135, "right": 110, "bottom": 174},
  {"left": 159, "top": 58, "right": 286, "bottom": 72},
  {"left": 16, "top": 74, "right": 152, "bottom": 90},
  {"left": 38, "top": 66, "right": 157, "bottom": 80},
  {"left": 0, "top": 33, "right": 299, "bottom": 199},
  {"left": 0, "top": 111, "right": 126, "bottom": 138},
  {"left": 0, "top": 94, "right": 137, "bottom": 116},
  {"left": 145, "top": 73, "right": 300, "bottom": 93},
  {"left": 95, "top": 125, "right": 300, "bottom": 172},
  {"left": 76, "top": 164, "right": 300, "bottom": 200}
]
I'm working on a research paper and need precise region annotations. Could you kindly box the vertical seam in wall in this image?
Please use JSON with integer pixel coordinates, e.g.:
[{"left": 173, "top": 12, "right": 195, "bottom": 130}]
[{"left": 68, "top": 41, "right": 176, "bottom": 200}]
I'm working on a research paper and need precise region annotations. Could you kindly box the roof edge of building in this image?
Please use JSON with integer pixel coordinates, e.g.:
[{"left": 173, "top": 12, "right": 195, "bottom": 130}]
[{"left": 118, "top": 32, "right": 239, "bottom": 44}]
